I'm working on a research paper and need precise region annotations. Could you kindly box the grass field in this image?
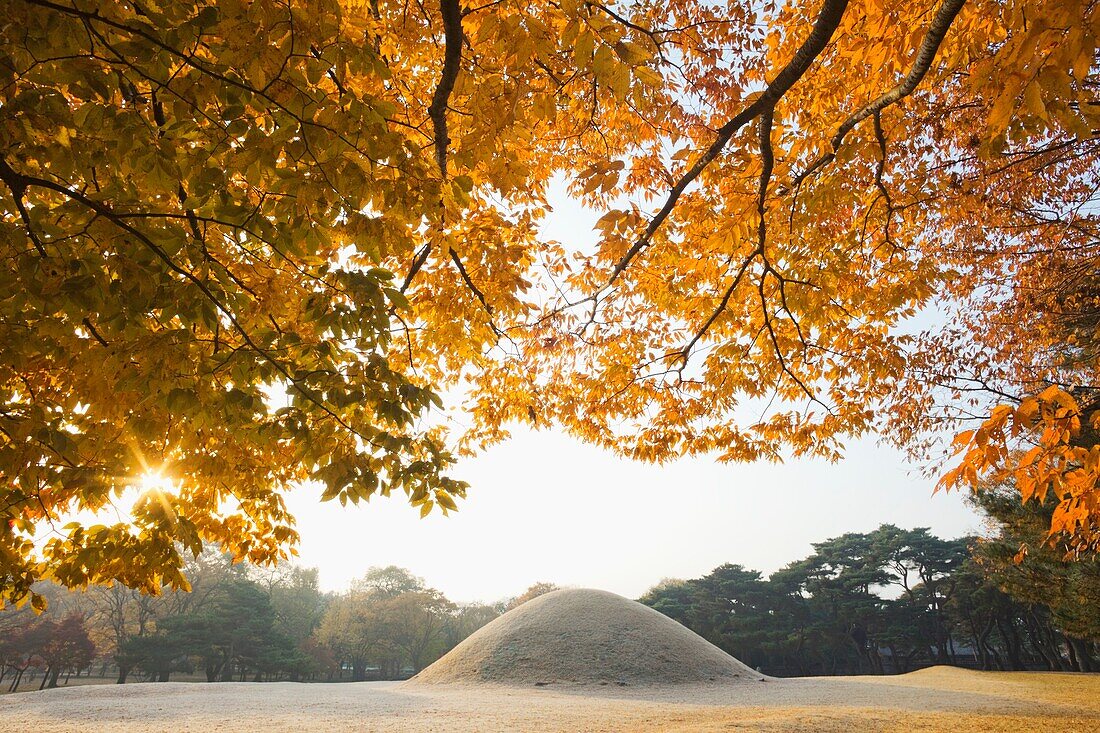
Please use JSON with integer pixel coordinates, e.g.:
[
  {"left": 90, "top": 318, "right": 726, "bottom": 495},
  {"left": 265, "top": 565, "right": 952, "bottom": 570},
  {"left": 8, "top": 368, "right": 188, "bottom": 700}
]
[{"left": 1, "top": 666, "right": 1097, "bottom": 732}]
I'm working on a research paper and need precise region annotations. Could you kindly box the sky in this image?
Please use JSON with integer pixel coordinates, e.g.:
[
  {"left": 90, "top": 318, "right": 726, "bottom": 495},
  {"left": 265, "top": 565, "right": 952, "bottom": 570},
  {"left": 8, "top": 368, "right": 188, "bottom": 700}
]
[
  {"left": 284, "top": 426, "right": 983, "bottom": 605},
  {"left": 283, "top": 178, "right": 984, "bottom": 605}
]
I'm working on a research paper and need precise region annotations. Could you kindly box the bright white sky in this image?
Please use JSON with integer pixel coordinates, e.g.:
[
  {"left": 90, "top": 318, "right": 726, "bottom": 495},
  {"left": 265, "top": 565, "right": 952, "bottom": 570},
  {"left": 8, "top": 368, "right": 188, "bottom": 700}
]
[
  {"left": 283, "top": 180, "right": 983, "bottom": 605},
  {"left": 285, "top": 427, "right": 982, "bottom": 604}
]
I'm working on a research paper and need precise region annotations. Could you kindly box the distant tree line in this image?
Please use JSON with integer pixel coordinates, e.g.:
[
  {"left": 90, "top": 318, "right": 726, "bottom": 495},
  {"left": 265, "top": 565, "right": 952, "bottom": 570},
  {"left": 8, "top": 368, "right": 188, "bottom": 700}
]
[
  {"left": 640, "top": 484, "right": 1099, "bottom": 676},
  {"left": 0, "top": 561, "right": 548, "bottom": 690},
  {"left": 314, "top": 566, "right": 507, "bottom": 681},
  {"left": 0, "top": 611, "right": 95, "bottom": 691},
  {"left": 4, "top": 479, "right": 1096, "bottom": 689}
]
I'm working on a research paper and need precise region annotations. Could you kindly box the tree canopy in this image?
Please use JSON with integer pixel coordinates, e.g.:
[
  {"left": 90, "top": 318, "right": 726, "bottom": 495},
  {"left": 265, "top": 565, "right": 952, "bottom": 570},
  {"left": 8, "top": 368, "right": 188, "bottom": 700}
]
[
  {"left": 640, "top": 522, "right": 1098, "bottom": 676},
  {"left": 2, "top": 0, "right": 1099, "bottom": 605},
  {"left": 0, "top": 555, "right": 502, "bottom": 688}
]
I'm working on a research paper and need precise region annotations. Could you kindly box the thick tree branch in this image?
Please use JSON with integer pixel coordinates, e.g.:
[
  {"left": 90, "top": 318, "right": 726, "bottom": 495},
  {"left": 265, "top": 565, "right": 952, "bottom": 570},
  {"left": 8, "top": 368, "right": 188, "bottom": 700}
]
[
  {"left": 402, "top": 0, "right": 498, "bottom": 333},
  {"left": 428, "top": 0, "right": 463, "bottom": 177},
  {"left": 789, "top": 0, "right": 968, "bottom": 190},
  {"left": 605, "top": 0, "right": 851, "bottom": 286}
]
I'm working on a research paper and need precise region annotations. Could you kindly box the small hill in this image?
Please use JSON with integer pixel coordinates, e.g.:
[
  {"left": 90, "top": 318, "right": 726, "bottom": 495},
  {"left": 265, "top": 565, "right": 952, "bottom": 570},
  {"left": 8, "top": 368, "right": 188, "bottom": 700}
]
[{"left": 410, "top": 588, "right": 766, "bottom": 687}]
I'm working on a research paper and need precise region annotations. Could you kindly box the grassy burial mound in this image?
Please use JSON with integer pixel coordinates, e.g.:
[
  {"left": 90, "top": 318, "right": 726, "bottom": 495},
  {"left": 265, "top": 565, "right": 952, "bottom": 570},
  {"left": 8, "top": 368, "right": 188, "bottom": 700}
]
[{"left": 411, "top": 588, "right": 766, "bottom": 687}]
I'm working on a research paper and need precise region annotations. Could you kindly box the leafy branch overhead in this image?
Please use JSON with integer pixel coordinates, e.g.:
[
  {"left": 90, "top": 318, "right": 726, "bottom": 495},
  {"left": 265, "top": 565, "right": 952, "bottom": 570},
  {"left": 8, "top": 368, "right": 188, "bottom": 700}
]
[{"left": 2, "top": 0, "right": 1099, "bottom": 605}]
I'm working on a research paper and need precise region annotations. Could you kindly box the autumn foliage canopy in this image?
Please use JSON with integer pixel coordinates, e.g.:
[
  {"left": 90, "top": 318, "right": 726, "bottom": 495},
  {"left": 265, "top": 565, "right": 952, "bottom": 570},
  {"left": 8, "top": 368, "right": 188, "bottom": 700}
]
[{"left": 1, "top": 0, "right": 1098, "bottom": 605}]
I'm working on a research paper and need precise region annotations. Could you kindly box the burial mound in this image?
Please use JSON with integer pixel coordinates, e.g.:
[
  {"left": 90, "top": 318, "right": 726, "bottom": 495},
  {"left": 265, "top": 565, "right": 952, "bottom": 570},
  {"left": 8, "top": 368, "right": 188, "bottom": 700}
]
[{"left": 410, "top": 588, "right": 766, "bottom": 687}]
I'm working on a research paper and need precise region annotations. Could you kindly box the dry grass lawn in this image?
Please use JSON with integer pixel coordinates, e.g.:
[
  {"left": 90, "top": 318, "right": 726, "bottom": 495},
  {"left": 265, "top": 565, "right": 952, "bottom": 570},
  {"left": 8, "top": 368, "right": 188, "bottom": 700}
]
[{"left": 1, "top": 666, "right": 1097, "bottom": 732}]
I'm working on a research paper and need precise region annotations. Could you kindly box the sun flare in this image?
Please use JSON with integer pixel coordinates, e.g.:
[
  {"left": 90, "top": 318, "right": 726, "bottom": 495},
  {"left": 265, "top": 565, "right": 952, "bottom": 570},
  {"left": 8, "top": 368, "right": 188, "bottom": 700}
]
[
  {"left": 136, "top": 469, "right": 176, "bottom": 496},
  {"left": 131, "top": 469, "right": 181, "bottom": 523}
]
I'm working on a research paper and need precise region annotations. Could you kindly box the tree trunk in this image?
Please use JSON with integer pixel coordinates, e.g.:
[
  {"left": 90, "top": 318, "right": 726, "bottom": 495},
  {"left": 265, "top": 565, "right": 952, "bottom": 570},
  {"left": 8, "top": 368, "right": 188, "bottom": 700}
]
[
  {"left": 997, "top": 617, "right": 1025, "bottom": 670},
  {"left": 977, "top": 617, "right": 997, "bottom": 671},
  {"left": 1023, "top": 614, "right": 1061, "bottom": 670},
  {"left": 934, "top": 636, "right": 949, "bottom": 664},
  {"left": 1069, "top": 638, "right": 1096, "bottom": 673}
]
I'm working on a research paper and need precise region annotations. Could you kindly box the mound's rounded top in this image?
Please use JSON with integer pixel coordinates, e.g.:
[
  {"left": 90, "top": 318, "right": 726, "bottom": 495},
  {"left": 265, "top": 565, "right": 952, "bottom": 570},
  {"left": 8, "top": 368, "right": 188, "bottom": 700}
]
[{"left": 410, "top": 588, "right": 765, "bottom": 687}]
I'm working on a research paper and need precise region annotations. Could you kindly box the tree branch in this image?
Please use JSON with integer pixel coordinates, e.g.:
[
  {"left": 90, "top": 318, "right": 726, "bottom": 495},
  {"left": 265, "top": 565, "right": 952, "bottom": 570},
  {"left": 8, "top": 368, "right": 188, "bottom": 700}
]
[
  {"left": 0, "top": 157, "right": 48, "bottom": 257},
  {"left": 428, "top": 0, "right": 463, "bottom": 177},
  {"left": 756, "top": 108, "right": 775, "bottom": 251},
  {"left": 788, "top": 0, "right": 968, "bottom": 191},
  {"left": 398, "top": 243, "right": 434, "bottom": 294},
  {"left": 81, "top": 318, "right": 110, "bottom": 347},
  {"left": 448, "top": 248, "right": 501, "bottom": 335},
  {"left": 0, "top": 158, "right": 388, "bottom": 453},
  {"left": 871, "top": 110, "right": 897, "bottom": 251},
  {"left": 605, "top": 0, "right": 851, "bottom": 286},
  {"left": 677, "top": 107, "right": 776, "bottom": 364}
]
